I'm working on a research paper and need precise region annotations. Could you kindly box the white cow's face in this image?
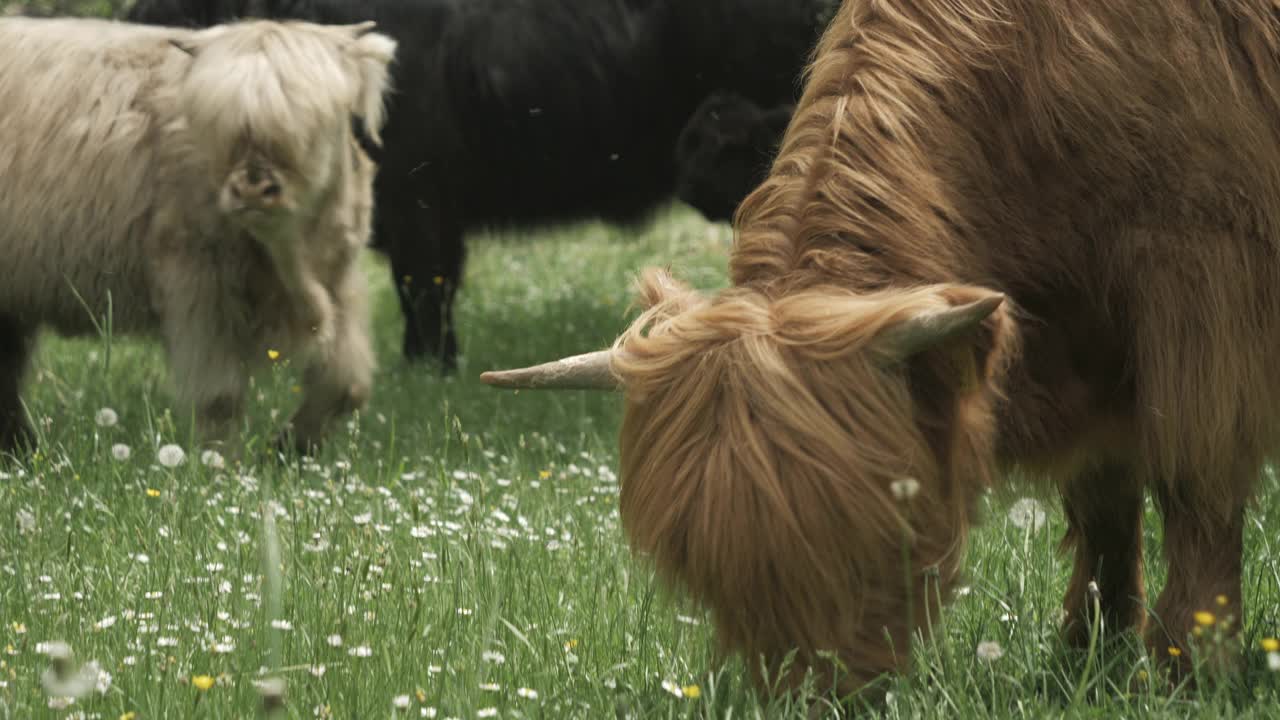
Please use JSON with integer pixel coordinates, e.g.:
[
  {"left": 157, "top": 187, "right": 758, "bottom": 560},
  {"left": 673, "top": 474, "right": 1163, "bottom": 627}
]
[{"left": 213, "top": 122, "right": 343, "bottom": 239}]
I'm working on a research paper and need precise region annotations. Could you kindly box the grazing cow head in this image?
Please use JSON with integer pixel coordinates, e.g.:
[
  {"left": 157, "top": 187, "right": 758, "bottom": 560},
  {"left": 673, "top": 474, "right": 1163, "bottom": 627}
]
[
  {"left": 675, "top": 92, "right": 792, "bottom": 222},
  {"left": 482, "top": 267, "right": 1015, "bottom": 693},
  {"left": 170, "top": 20, "right": 396, "bottom": 240}
]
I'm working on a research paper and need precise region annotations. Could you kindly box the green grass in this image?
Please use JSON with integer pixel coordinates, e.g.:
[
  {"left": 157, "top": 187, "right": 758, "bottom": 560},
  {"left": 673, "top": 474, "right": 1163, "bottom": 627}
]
[{"left": 3, "top": 206, "right": 1280, "bottom": 719}]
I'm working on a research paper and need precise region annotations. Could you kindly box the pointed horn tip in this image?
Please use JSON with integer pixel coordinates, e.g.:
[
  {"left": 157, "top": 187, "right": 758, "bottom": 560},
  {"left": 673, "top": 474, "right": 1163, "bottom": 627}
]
[
  {"left": 968, "top": 292, "right": 1005, "bottom": 317},
  {"left": 479, "top": 370, "right": 518, "bottom": 387}
]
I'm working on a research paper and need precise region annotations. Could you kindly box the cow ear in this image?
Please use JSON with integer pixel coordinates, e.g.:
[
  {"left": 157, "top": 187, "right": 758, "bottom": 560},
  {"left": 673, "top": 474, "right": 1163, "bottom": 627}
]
[{"left": 344, "top": 28, "right": 398, "bottom": 144}]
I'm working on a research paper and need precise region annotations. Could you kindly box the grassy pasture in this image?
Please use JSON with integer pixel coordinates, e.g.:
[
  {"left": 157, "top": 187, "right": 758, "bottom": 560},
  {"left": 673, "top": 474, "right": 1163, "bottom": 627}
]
[{"left": 3, "top": 207, "right": 1280, "bottom": 719}]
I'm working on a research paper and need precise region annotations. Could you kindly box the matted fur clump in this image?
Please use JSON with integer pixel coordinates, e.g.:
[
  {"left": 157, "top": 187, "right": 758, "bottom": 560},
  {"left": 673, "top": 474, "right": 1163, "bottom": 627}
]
[
  {"left": 0, "top": 17, "right": 397, "bottom": 453},
  {"left": 485, "top": 0, "right": 1280, "bottom": 701}
]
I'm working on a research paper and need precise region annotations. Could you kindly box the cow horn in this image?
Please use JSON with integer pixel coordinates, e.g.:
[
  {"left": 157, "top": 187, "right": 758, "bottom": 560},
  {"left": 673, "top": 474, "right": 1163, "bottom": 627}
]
[
  {"left": 875, "top": 293, "right": 1005, "bottom": 361},
  {"left": 344, "top": 20, "right": 379, "bottom": 37},
  {"left": 480, "top": 349, "right": 621, "bottom": 390}
]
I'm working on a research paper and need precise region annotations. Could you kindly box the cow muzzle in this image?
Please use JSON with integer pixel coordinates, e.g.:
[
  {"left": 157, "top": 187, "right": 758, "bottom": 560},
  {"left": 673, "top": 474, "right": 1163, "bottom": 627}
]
[{"left": 220, "top": 164, "right": 289, "bottom": 215}]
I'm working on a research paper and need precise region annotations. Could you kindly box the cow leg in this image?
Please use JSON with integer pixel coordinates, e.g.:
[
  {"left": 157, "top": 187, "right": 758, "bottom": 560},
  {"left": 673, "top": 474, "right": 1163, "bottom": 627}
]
[
  {"left": 388, "top": 205, "right": 463, "bottom": 372},
  {"left": 280, "top": 294, "right": 374, "bottom": 455},
  {"left": 0, "top": 314, "right": 35, "bottom": 453},
  {"left": 1147, "top": 478, "right": 1247, "bottom": 677},
  {"left": 1059, "top": 461, "right": 1147, "bottom": 648}
]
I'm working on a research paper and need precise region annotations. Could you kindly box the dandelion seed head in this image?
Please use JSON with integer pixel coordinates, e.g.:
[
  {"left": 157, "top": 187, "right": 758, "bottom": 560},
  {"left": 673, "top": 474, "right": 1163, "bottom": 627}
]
[
  {"left": 976, "top": 640, "right": 1004, "bottom": 662},
  {"left": 15, "top": 508, "right": 35, "bottom": 534},
  {"left": 1007, "top": 498, "right": 1046, "bottom": 531},
  {"left": 890, "top": 477, "right": 920, "bottom": 501},
  {"left": 95, "top": 408, "right": 118, "bottom": 428},
  {"left": 157, "top": 444, "right": 186, "bottom": 468},
  {"left": 200, "top": 450, "right": 226, "bottom": 469}
]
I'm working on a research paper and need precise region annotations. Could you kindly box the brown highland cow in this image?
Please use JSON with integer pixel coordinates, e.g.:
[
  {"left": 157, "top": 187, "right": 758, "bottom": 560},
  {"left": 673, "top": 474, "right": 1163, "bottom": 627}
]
[{"left": 483, "top": 0, "right": 1280, "bottom": 699}]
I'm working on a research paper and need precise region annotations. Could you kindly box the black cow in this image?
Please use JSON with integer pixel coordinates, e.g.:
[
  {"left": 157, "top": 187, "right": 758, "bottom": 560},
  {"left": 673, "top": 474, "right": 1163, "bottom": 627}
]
[{"left": 127, "top": 0, "right": 828, "bottom": 371}]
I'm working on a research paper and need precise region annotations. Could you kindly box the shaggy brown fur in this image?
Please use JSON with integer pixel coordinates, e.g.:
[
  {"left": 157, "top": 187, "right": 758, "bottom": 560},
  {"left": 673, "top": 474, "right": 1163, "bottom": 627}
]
[{"left": 608, "top": 0, "right": 1280, "bottom": 699}]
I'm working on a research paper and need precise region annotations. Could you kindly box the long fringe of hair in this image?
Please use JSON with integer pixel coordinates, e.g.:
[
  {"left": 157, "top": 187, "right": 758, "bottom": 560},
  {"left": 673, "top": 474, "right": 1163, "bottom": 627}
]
[
  {"left": 179, "top": 20, "right": 395, "bottom": 179},
  {"left": 611, "top": 268, "right": 1010, "bottom": 692}
]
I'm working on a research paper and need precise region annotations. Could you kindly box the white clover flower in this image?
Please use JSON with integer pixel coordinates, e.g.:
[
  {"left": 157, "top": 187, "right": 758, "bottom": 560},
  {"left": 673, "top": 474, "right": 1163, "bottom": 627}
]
[
  {"left": 157, "top": 444, "right": 186, "bottom": 468},
  {"left": 393, "top": 695, "right": 411, "bottom": 709},
  {"left": 976, "top": 640, "right": 1004, "bottom": 662},
  {"left": 327, "top": 634, "right": 343, "bottom": 647},
  {"left": 94, "top": 408, "right": 118, "bottom": 428},
  {"left": 111, "top": 444, "right": 131, "bottom": 461},
  {"left": 1007, "top": 497, "right": 1046, "bottom": 531}
]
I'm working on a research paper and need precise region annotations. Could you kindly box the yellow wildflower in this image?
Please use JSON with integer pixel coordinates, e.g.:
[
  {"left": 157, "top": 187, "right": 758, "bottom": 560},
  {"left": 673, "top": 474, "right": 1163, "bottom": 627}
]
[
  {"left": 539, "top": 470, "right": 551, "bottom": 480},
  {"left": 146, "top": 488, "right": 161, "bottom": 498},
  {"left": 1262, "top": 638, "right": 1280, "bottom": 652},
  {"left": 120, "top": 713, "right": 138, "bottom": 720},
  {"left": 1216, "top": 594, "right": 1229, "bottom": 607},
  {"left": 1194, "top": 611, "right": 1215, "bottom": 627},
  {"left": 267, "top": 349, "right": 280, "bottom": 361},
  {"left": 433, "top": 276, "right": 444, "bottom": 286},
  {"left": 1168, "top": 646, "right": 1182, "bottom": 657},
  {"left": 682, "top": 685, "right": 702, "bottom": 699},
  {"left": 192, "top": 674, "right": 215, "bottom": 691}
]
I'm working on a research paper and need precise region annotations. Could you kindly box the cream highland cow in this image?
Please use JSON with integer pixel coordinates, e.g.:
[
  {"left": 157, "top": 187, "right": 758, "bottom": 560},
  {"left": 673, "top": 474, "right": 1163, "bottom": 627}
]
[{"left": 0, "top": 16, "right": 397, "bottom": 454}]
